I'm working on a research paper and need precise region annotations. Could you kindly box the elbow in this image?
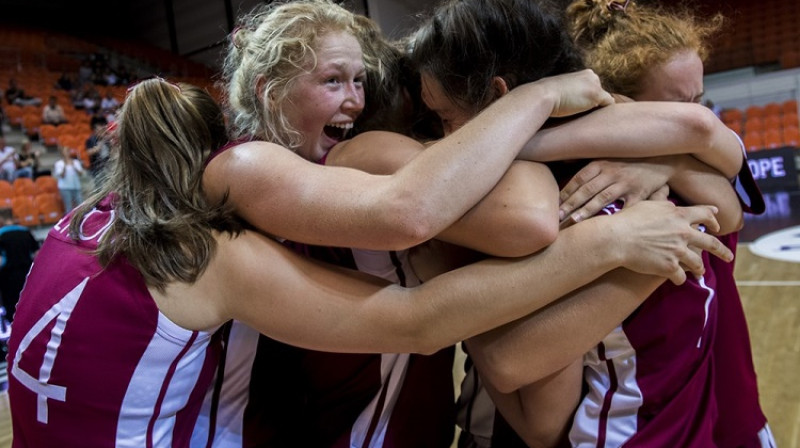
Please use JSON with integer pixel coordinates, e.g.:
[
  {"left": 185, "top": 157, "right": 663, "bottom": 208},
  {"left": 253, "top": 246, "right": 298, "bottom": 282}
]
[
  {"left": 381, "top": 197, "right": 440, "bottom": 250},
  {"left": 384, "top": 218, "right": 435, "bottom": 251},
  {"left": 476, "top": 356, "right": 529, "bottom": 394},
  {"left": 482, "top": 209, "right": 559, "bottom": 258},
  {"left": 485, "top": 368, "right": 526, "bottom": 395},
  {"left": 521, "top": 212, "right": 559, "bottom": 254},
  {"left": 690, "top": 108, "right": 742, "bottom": 177},
  {"left": 465, "top": 340, "right": 539, "bottom": 394},
  {"left": 686, "top": 106, "right": 719, "bottom": 147},
  {"left": 716, "top": 211, "right": 745, "bottom": 236}
]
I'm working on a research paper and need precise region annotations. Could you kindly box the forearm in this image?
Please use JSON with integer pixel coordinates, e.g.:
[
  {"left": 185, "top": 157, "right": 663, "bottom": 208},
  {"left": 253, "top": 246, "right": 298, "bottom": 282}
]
[
  {"left": 667, "top": 156, "right": 744, "bottom": 235},
  {"left": 400, "top": 218, "right": 626, "bottom": 354},
  {"left": 385, "top": 83, "right": 558, "bottom": 240},
  {"left": 228, "top": 223, "right": 623, "bottom": 356},
  {"left": 521, "top": 102, "right": 742, "bottom": 178},
  {"left": 328, "top": 141, "right": 560, "bottom": 256},
  {"left": 486, "top": 361, "right": 583, "bottom": 448},
  {"left": 435, "top": 161, "right": 559, "bottom": 256},
  {"left": 466, "top": 268, "right": 663, "bottom": 393}
]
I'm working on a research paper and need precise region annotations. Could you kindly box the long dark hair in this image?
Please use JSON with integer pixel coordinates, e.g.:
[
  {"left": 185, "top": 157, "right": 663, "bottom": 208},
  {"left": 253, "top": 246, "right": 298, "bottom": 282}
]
[{"left": 411, "top": 0, "right": 584, "bottom": 115}]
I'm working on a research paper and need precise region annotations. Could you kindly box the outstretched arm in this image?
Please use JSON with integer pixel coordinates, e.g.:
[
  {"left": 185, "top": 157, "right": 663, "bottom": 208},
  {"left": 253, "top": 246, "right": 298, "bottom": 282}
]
[
  {"left": 466, "top": 267, "right": 664, "bottom": 393},
  {"left": 327, "top": 135, "right": 560, "bottom": 257},
  {"left": 203, "top": 70, "right": 611, "bottom": 251},
  {"left": 163, "top": 200, "right": 731, "bottom": 355},
  {"left": 520, "top": 101, "right": 743, "bottom": 179}
]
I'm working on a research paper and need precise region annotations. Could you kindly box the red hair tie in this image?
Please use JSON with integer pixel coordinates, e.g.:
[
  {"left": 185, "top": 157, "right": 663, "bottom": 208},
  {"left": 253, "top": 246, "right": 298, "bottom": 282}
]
[
  {"left": 231, "top": 26, "right": 243, "bottom": 49},
  {"left": 608, "top": 0, "right": 630, "bottom": 13}
]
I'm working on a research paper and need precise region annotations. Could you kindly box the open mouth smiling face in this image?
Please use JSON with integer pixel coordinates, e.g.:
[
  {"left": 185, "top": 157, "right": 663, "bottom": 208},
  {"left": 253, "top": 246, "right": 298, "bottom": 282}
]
[{"left": 284, "top": 31, "right": 366, "bottom": 162}]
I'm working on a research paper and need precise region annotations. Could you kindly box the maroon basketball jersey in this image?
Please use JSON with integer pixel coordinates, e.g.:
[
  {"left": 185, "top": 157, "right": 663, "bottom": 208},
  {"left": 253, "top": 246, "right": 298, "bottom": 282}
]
[{"left": 8, "top": 198, "right": 222, "bottom": 447}]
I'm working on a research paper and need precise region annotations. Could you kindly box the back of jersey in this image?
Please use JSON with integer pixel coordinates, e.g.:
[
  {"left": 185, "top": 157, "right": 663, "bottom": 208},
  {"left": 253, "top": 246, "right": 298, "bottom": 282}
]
[{"left": 7, "top": 201, "right": 222, "bottom": 447}]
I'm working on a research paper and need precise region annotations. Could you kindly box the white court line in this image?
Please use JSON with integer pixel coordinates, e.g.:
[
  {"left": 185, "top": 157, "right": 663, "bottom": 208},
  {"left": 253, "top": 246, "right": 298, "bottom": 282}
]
[{"left": 736, "top": 281, "right": 800, "bottom": 286}]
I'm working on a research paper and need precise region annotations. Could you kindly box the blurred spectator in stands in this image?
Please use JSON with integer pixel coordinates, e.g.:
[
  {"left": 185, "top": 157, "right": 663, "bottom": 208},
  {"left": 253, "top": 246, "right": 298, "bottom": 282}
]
[
  {"left": 78, "top": 59, "right": 94, "bottom": 85},
  {"left": 74, "top": 83, "right": 102, "bottom": 116},
  {"left": 101, "top": 67, "right": 118, "bottom": 87},
  {"left": 42, "top": 95, "right": 68, "bottom": 125},
  {"left": 5, "top": 79, "right": 41, "bottom": 107},
  {"left": 53, "top": 145, "right": 85, "bottom": 212},
  {"left": 14, "top": 138, "right": 40, "bottom": 179},
  {"left": 55, "top": 72, "right": 75, "bottom": 92},
  {"left": 0, "top": 137, "right": 16, "bottom": 181},
  {"left": 116, "top": 65, "right": 132, "bottom": 85},
  {"left": 83, "top": 87, "right": 102, "bottom": 116},
  {"left": 100, "top": 90, "right": 120, "bottom": 120},
  {"left": 73, "top": 82, "right": 91, "bottom": 109},
  {"left": 89, "top": 53, "right": 108, "bottom": 84},
  {"left": 85, "top": 116, "right": 111, "bottom": 182},
  {"left": 0, "top": 209, "right": 39, "bottom": 322}
]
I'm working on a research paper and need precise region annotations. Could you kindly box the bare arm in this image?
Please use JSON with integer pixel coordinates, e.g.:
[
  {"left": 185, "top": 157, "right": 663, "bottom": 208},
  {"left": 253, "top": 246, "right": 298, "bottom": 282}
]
[
  {"left": 667, "top": 156, "right": 744, "bottom": 234},
  {"left": 466, "top": 267, "right": 665, "bottom": 393},
  {"left": 203, "top": 71, "right": 612, "bottom": 251},
  {"left": 327, "top": 137, "right": 560, "bottom": 257},
  {"left": 520, "top": 102, "right": 743, "bottom": 179},
  {"left": 558, "top": 156, "right": 743, "bottom": 235},
  {"left": 157, "top": 200, "right": 731, "bottom": 355},
  {"left": 438, "top": 162, "right": 558, "bottom": 256},
  {"left": 486, "top": 361, "right": 582, "bottom": 448}
]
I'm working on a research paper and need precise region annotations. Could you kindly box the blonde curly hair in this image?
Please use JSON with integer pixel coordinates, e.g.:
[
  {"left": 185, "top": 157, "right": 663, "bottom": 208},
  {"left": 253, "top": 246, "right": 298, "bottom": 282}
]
[{"left": 219, "top": 0, "right": 359, "bottom": 150}]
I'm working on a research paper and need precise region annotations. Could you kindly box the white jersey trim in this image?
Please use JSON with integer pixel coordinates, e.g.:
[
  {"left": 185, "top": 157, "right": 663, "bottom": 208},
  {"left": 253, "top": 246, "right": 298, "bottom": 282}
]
[
  {"left": 117, "top": 312, "right": 214, "bottom": 447},
  {"left": 570, "top": 326, "right": 642, "bottom": 448}
]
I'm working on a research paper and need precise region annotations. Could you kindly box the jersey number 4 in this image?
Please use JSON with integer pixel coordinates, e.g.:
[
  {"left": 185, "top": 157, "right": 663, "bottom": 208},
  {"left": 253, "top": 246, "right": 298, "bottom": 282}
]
[{"left": 11, "top": 278, "right": 88, "bottom": 424}]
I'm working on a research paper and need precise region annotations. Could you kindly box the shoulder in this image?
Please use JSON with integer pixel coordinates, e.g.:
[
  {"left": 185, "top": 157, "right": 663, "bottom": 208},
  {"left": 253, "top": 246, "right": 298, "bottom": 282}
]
[
  {"left": 203, "top": 140, "right": 303, "bottom": 199},
  {"left": 328, "top": 131, "right": 423, "bottom": 174},
  {"left": 346, "top": 130, "right": 421, "bottom": 147},
  {"left": 207, "top": 140, "right": 294, "bottom": 169}
]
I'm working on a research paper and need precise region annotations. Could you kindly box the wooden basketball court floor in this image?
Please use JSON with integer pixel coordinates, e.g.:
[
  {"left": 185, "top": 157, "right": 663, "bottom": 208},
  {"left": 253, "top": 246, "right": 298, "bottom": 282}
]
[{"left": 0, "top": 193, "right": 797, "bottom": 447}]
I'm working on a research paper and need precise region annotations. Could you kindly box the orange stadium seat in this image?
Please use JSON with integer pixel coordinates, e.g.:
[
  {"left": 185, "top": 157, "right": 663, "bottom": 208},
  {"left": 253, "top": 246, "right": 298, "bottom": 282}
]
[
  {"left": 744, "top": 117, "right": 763, "bottom": 134},
  {"left": 58, "top": 134, "right": 82, "bottom": 150},
  {"left": 0, "top": 180, "right": 13, "bottom": 209},
  {"left": 725, "top": 120, "right": 742, "bottom": 135},
  {"left": 39, "top": 124, "right": 59, "bottom": 147},
  {"left": 4, "top": 105, "right": 25, "bottom": 128},
  {"left": 21, "top": 113, "right": 42, "bottom": 138},
  {"left": 35, "top": 193, "right": 63, "bottom": 224},
  {"left": 34, "top": 175, "right": 58, "bottom": 195},
  {"left": 743, "top": 131, "right": 765, "bottom": 152},
  {"left": 782, "top": 125, "right": 800, "bottom": 147},
  {"left": 745, "top": 105, "right": 765, "bottom": 120},
  {"left": 763, "top": 129, "right": 784, "bottom": 149},
  {"left": 762, "top": 115, "right": 781, "bottom": 132},
  {"left": 763, "top": 102, "right": 781, "bottom": 118},
  {"left": 781, "top": 99, "right": 798, "bottom": 116},
  {"left": 12, "top": 177, "right": 37, "bottom": 197},
  {"left": 58, "top": 123, "right": 79, "bottom": 136},
  {"left": 782, "top": 113, "right": 799, "bottom": 128},
  {"left": 11, "top": 195, "right": 40, "bottom": 226},
  {"left": 721, "top": 108, "right": 744, "bottom": 124}
]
